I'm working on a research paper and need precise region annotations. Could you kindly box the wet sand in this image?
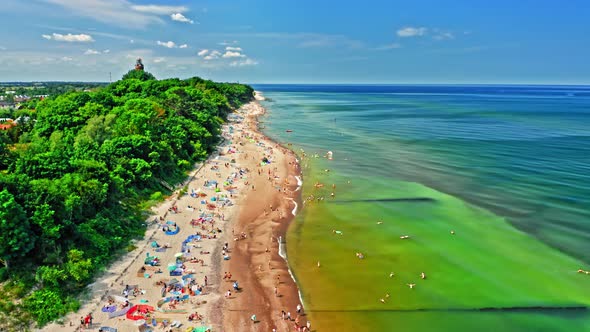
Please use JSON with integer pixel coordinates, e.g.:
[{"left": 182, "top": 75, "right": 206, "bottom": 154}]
[{"left": 213, "top": 98, "right": 305, "bottom": 332}]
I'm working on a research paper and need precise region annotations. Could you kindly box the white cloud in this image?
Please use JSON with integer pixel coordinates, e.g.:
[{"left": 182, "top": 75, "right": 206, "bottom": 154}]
[
  {"left": 43, "top": 0, "right": 164, "bottom": 28},
  {"left": 131, "top": 4, "right": 188, "bottom": 15},
  {"left": 225, "top": 46, "right": 242, "bottom": 51},
  {"left": 433, "top": 31, "right": 455, "bottom": 40},
  {"left": 157, "top": 40, "right": 176, "bottom": 48},
  {"left": 42, "top": 33, "right": 94, "bottom": 42},
  {"left": 171, "top": 13, "right": 194, "bottom": 24},
  {"left": 229, "top": 58, "right": 258, "bottom": 67},
  {"left": 197, "top": 49, "right": 209, "bottom": 56},
  {"left": 179, "top": 44, "right": 188, "bottom": 49},
  {"left": 222, "top": 51, "right": 245, "bottom": 58},
  {"left": 374, "top": 43, "right": 402, "bottom": 51},
  {"left": 203, "top": 50, "right": 221, "bottom": 60},
  {"left": 397, "top": 27, "right": 428, "bottom": 37},
  {"left": 84, "top": 49, "right": 100, "bottom": 55},
  {"left": 103, "top": 49, "right": 110, "bottom": 53},
  {"left": 153, "top": 57, "right": 165, "bottom": 63},
  {"left": 61, "top": 56, "right": 73, "bottom": 61}
]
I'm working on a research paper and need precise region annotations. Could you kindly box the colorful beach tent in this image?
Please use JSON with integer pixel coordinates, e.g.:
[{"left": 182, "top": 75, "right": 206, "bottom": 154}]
[
  {"left": 165, "top": 226, "right": 180, "bottom": 235},
  {"left": 126, "top": 304, "right": 155, "bottom": 321},
  {"left": 108, "top": 307, "right": 130, "bottom": 319},
  {"left": 145, "top": 255, "right": 159, "bottom": 266},
  {"left": 101, "top": 305, "right": 117, "bottom": 313},
  {"left": 188, "top": 327, "right": 211, "bottom": 332},
  {"left": 98, "top": 327, "right": 117, "bottom": 332}
]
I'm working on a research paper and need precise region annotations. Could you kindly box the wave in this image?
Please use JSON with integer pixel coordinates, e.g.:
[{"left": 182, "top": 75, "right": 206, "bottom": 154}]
[
  {"left": 294, "top": 175, "right": 303, "bottom": 191},
  {"left": 287, "top": 197, "right": 298, "bottom": 216},
  {"left": 277, "top": 235, "right": 305, "bottom": 308}
]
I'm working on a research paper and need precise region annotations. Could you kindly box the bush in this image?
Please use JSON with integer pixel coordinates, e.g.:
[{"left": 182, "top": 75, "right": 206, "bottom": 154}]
[
  {"left": 23, "top": 289, "right": 79, "bottom": 326},
  {"left": 177, "top": 159, "right": 191, "bottom": 170},
  {"left": 0, "top": 267, "right": 8, "bottom": 282},
  {"left": 150, "top": 191, "right": 163, "bottom": 201}
]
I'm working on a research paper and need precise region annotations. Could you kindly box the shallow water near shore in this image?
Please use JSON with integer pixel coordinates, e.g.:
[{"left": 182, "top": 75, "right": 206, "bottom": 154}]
[{"left": 255, "top": 85, "right": 590, "bottom": 331}]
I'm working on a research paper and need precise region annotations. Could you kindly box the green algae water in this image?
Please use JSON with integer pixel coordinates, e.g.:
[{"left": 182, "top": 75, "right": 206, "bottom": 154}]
[{"left": 255, "top": 85, "right": 590, "bottom": 331}]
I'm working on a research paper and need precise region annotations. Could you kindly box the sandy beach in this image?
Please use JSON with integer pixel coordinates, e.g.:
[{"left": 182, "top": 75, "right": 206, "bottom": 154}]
[{"left": 41, "top": 93, "right": 304, "bottom": 332}]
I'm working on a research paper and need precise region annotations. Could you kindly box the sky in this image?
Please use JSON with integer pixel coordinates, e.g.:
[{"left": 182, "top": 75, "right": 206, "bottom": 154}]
[{"left": 0, "top": 0, "right": 589, "bottom": 84}]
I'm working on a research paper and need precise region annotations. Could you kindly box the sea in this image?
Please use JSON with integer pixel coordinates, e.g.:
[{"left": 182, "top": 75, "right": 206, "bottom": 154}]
[{"left": 253, "top": 84, "right": 590, "bottom": 331}]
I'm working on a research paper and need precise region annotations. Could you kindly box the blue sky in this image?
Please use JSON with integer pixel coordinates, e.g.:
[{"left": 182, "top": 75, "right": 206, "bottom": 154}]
[{"left": 0, "top": 0, "right": 589, "bottom": 84}]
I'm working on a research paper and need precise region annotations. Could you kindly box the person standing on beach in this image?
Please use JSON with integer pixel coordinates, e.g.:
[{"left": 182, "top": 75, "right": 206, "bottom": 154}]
[{"left": 296, "top": 303, "right": 302, "bottom": 314}]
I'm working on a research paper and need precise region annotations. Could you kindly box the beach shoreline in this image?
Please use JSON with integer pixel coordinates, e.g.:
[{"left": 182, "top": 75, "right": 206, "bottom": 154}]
[
  {"left": 214, "top": 95, "right": 305, "bottom": 331},
  {"left": 40, "top": 93, "right": 304, "bottom": 332}
]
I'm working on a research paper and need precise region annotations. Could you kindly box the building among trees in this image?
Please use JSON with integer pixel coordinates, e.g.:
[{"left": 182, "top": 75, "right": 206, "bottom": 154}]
[{"left": 135, "top": 58, "right": 144, "bottom": 71}]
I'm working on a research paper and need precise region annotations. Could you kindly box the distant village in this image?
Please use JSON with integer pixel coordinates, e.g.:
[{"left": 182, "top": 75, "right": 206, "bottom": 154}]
[{"left": 0, "top": 81, "right": 107, "bottom": 131}]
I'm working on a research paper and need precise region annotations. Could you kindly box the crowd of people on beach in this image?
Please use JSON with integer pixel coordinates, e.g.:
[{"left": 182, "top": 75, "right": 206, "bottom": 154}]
[{"left": 68, "top": 96, "right": 309, "bottom": 332}]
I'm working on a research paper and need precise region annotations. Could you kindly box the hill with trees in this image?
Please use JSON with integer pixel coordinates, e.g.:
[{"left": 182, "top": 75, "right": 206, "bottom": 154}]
[{"left": 0, "top": 70, "right": 253, "bottom": 328}]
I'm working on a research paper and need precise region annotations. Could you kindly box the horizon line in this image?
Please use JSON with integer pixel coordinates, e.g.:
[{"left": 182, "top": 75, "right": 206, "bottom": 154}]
[{"left": 1, "top": 80, "right": 589, "bottom": 87}]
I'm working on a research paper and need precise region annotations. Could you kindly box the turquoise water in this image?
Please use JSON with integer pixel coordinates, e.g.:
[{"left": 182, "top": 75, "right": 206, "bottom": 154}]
[{"left": 255, "top": 85, "right": 590, "bottom": 331}]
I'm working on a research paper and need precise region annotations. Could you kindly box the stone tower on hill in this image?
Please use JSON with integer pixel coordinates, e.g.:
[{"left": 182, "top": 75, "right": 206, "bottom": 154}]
[{"left": 135, "top": 58, "right": 144, "bottom": 71}]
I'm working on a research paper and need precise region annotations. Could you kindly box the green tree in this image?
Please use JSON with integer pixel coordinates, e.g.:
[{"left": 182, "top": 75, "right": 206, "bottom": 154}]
[
  {"left": 0, "top": 131, "right": 12, "bottom": 169},
  {"left": 0, "top": 189, "right": 35, "bottom": 268},
  {"left": 0, "top": 75, "right": 254, "bottom": 326},
  {"left": 121, "top": 69, "right": 156, "bottom": 81}
]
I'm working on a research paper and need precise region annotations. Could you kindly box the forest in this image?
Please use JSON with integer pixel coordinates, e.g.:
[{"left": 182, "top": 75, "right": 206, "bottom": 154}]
[{"left": 0, "top": 69, "right": 253, "bottom": 328}]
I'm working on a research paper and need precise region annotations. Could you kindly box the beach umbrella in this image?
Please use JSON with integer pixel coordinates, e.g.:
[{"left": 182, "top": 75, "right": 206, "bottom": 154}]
[{"left": 174, "top": 252, "right": 184, "bottom": 258}]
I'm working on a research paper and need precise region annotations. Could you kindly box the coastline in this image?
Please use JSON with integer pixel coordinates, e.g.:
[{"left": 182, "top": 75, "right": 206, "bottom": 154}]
[
  {"left": 41, "top": 93, "right": 304, "bottom": 332},
  {"left": 214, "top": 94, "right": 305, "bottom": 331}
]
